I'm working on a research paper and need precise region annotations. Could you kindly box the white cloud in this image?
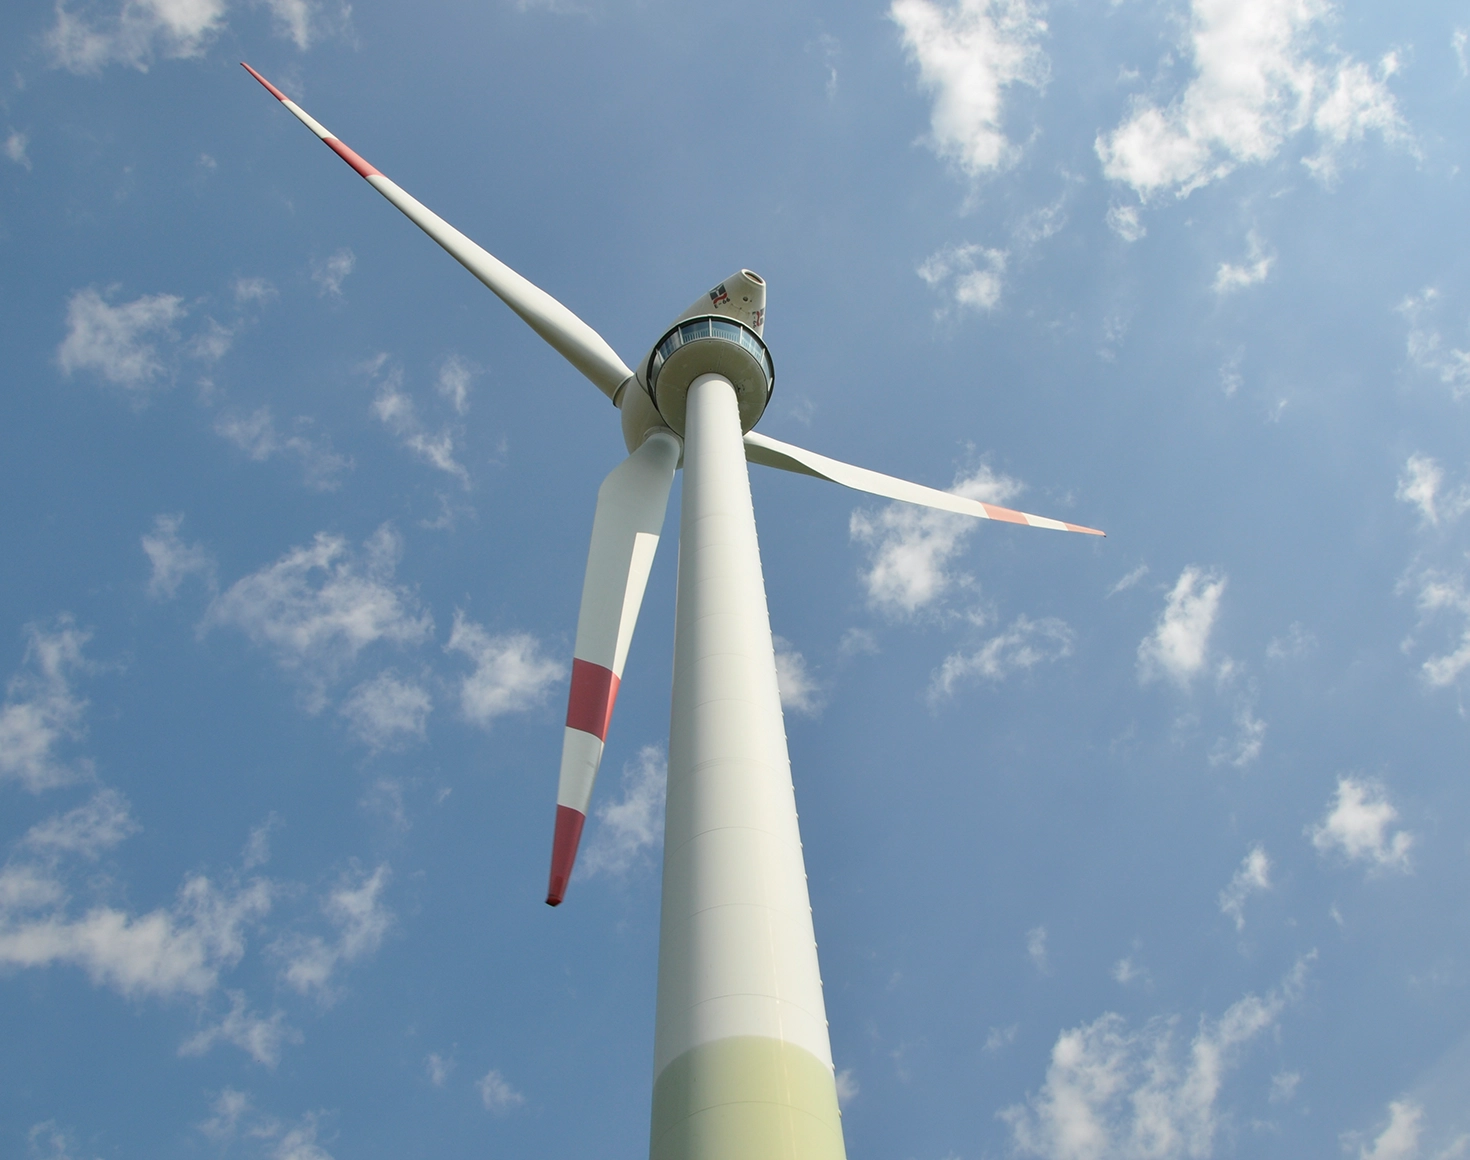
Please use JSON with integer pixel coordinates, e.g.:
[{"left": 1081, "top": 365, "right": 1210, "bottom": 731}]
[
  {"left": 233, "top": 276, "right": 276, "bottom": 305},
  {"left": 27, "top": 1121, "right": 82, "bottom": 1160},
  {"left": 986, "top": 1023, "right": 1020, "bottom": 1052},
  {"left": 1456, "top": 29, "right": 1469, "bottom": 78},
  {"left": 1397, "top": 454, "right": 1470, "bottom": 527},
  {"left": 373, "top": 388, "right": 469, "bottom": 487},
  {"left": 1106, "top": 203, "right": 1146, "bottom": 243},
  {"left": 1027, "top": 924, "right": 1049, "bottom": 972},
  {"left": 180, "top": 990, "right": 300, "bottom": 1066},
  {"left": 426, "top": 1052, "right": 455, "bottom": 1086},
  {"left": 1210, "top": 699, "right": 1266, "bottom": 767},
  {"left": 1400, "top": 289, "right": 1470, "bottom": 399},
  {"left": 203, "top": 525, "right": 433, "bottom": 711},
  {"left": 0, "top": 870, "right": 271, "bottom": 1000},
  {"left": 143, "top": 513, "right": 217, "bottom": 599},
  {"left": 262, "top": 0, "right": 316, "bottom": 48},
  {"left": 20, "top": 788, "right": 138, "bottom": 859},
  {"left": 0, "top": 618, "right": 92, "bottom": 792},
  {"left": 1357, "top": 1099, "right": 1423, "bottom": 1160},
  {"left": 835, "top": 1068, "right": 859, "bottom": 1108},
  {"left": 1096, "top": 0, "right": 1405, "bottom": 201},
  {"left": 311, "top": 248, "right": 355, "bottom": 297},
  {"left": 1309, "top": 776, "right": 1413, "bottom": 872},
  {"left": 477, "top": 1068, "right": 526, "bottom": 1114},
  {"left": 437, "top": 355, "right": 473, "bottom": 415},
  {"left": 1112, "top": 956, "right": 1150, "bottom": 986},
  {"left": 1269, "top": 1070, "right": 1300, "bottom": 1103},
  {"left": 890, "top": 0, "right": 1048, "bottom": 176},
  {"left": 1266, "top": 621, "right": 1315, "bottom": 660},
  {"left": 1213, "top": 231, "right": 1275, "bottom": 294},
  {"left": 1108, "top": 563, "right": 1149, "bottom": 597},
  {"left": 773, "top": 638, "right": 823, "bottom": 717},
  {"left": 851, "top": 463, "right": 1023, "bottom": 616},
  {"left": 339, "top": 671, "right": 431, "bottom": 750},
  {"left": 57, "top": 287, "right": 186, "bottom": 393},
  {"left": 1137, "top": 566, "right": 1227, "bottom": 687},
  {"left": 1002, "top": 956, "right": 1312, "bottom": 1160},
  {"left": 918, "top": 242, "right": 1008, "bottom": 313},
  {"left": 581, "top": 746, "right": 666, "bottom": 878},
  {"left": 929, "top": 614, "right": 1074, "bottom": 702},
  {"left": 1410, "top": 570, "right": 1470, "bottom": 687},
  {"left": 445, "top": 612, "right": 563, "bottom": 728},
  {"left": 1218, "top": 844, "right": 1270, "bottom": 931},
  {"left": 214, "top": 408, "right": 351, "bottom": 491},
  {"left": 198, "top": 1088, "right": 250, "bottom": 1141},
  {"left": 46, "top": 0, "right": 228, "bottom": 72},
  {"left": 272, "top": 1115, "right": 335, "bottom": 1160},
  {"left": 277, "top": 863, "right": 392, "bottom": 998},
  {"left": 242, "top": 815, "right": 280, "bottom": 870},
  {"left": 5, "top": 129, "right": 31, "bottom": 170}
]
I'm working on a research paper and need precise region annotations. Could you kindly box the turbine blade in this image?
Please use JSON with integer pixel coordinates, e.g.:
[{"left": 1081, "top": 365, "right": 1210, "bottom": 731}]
[
  {"left": 744, "top": 431, "right": 1105, "bottom": 536},
  {"left": 241, "top": 63, "right": 634, "bottom": 400},
  {"left": 547, "top": 430, "right": 681, "bottom": 906}
]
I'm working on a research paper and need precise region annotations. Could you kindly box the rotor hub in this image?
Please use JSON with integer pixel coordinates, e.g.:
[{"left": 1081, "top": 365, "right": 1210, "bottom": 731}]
[{"left": 644, "top": 315, "right": 773, "bottom": 436}]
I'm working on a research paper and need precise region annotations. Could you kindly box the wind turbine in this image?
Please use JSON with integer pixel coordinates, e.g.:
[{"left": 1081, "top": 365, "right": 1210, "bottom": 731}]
[{"left": 243, "top": 63, "right": 1102, "bottom": 1160}]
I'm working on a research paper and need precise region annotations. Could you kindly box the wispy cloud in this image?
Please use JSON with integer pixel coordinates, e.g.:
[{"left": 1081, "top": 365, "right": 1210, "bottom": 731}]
[
  {"left": 20, "top": 788, "right": 138, "bottom": 860},
  {"left": 5, "top": 129, "right": 32, "bottom": 170},
  {"left": 890, "top": 0, "right": 1049, "bottom": 177},
  {"left": 1309, "top": 776, "right": 1413, "bottom": 873},
  {"left": 202, "top": 525, "right": 433, "bottom": 711},
  {"left": 0, "top": 865, "right": 271, "bottom": 1000},
  {"left": 1405, "top": 570, "right": 1470, "bottom": 688},
  {"left": 366, "top": 359, "right": 471, "bottom": 487},
  {"left": 1218, "top": 844, "right": 1271, "bottom": 931},
  {"left": 46, "top": 0, "right": 229, "bottom": 72},
  {"left": 581, "top": 746, "right": 666, "bottom": 879},
  {"left": 1097, "top": 0, "right": 1405, "bottom": 201},
  {"left": 143, "top": 514, "right": 217, "bottom": 599},
  {"left": 0, "top": 617, "right": 93, "bottom": 792},
  {"left": 1397, "top": 455, "right": 1470, "bottom": 527},
  {"left": 180, "top": 990, "right": 300, "bottom": 1066},
  {"left": 1137, "top": 566, "right": 1227, "bottom": 687},
  {"left": 918, "top": 242, "right": 1008, "bottom": 313},
  {"left": 57, "top": 287, "right": 186, "bottom": 394},
  {"left": 1106, "top": 203, "right": 1146, "bottom": 243},
  {"left": 215, "top": 408, "right": 351, "bottom": 491},
  {"left": 1213, "top": 231, "right": 1275, "bottom": 295},
  {"left": 339, "top": 671, "right": 431, "bottom": 750},
  {"left": 311, "top": 248, "right": 356, "bottom": 297},
  {"left": 1003, "top": 957, "right": 1313, "bottom": 1158},
  {"left": 275, "top": 863, "right": 392, "bottom": 1001},
  {"left": 774, "top": 638, "right": 824, "bottom": 717},
  {"left": 1400, "top": 289, "right": 1470, "bottom": 399},
  {"left": 851, "top": 463, "right": 1023, "bottom": 617},
  {"left": 426, "top": 1052, "right": 455, "bottom": 1086},
  {"left": 929, "top": 614, "right": 1074, "bottom": 702},
  {"left": 477, "top": 1069, "right": 526, "bottom": 1114},
  {"left": 437, "top": 355, "right": 474, "bottom": 415},
  {"left": 445, "top": 613, "right": 563, "bottom": 728},
  {"left": 1026, "top": 924, "right": 1049, "bottom": 973},
  {"left": 1108, "top": 563, "right": 1149, "bottom": 597}
]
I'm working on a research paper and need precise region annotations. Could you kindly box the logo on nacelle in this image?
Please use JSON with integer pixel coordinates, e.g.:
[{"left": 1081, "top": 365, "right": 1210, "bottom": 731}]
[{"left": 709, "top": 283, "right": 730, "bottom": 307}]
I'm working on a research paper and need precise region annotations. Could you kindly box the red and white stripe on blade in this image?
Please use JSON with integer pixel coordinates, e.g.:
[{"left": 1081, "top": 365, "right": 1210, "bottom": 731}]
[
  {"left": 547, "top": 431, "right": 682, "bottom": 906},
  {"left": 241, "top": 63, "right": 634, "bottom": 400},
  {"left": 743, "top": 431, "right": 1105, "bottom": 536}
]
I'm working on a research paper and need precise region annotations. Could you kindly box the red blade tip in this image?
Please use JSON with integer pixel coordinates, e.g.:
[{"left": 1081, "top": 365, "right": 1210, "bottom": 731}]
[{"left": 241, "top": 62, "right": 288, "bottom": 103}]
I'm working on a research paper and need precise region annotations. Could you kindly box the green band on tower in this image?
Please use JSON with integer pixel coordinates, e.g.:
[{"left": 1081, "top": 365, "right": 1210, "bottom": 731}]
[{"left": 650, "top": 1036, "right": 847, "bottom": 1160}]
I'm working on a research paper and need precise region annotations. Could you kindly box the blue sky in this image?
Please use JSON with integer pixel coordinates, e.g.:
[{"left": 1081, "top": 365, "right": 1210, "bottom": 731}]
[{"left": 2, "top": 0, "right": 1468, "bottom": 1157}]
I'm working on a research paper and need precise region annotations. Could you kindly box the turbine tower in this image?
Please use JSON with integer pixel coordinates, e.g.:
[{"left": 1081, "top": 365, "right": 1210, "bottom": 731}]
[{"left": 244, "top": 64, "right": 1102, "bottom": 1160}]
